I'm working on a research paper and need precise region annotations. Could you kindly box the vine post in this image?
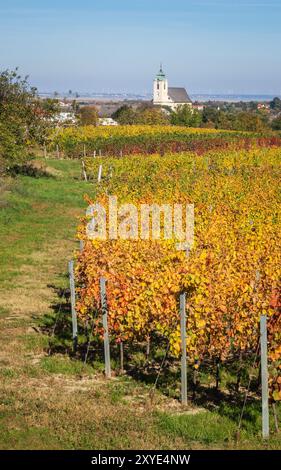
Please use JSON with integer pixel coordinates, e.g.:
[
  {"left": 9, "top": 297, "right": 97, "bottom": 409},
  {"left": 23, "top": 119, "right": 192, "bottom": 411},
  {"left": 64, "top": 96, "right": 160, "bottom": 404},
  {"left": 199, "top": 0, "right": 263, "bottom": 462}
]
[
  {"left": 98, "top": 164, "right": 103, "bottom": 183},
  {"left": 81, "top": 160, "right": 88, "bottom": 182},
  {"left": 180, "top": 292, "right": 187, "bottom": 406},
  {"left": 260, "top": 315, "right": 269, "bottom": 439},
  {"left": 43, "top": 142, "right": 47, "bottom": 159},
  {"left": 68, "top": 260, "right": 78, "bottom": 353},
  {"left": 100, "top": 277, "right": 111, "bottom": 378},
  {"left": 120, "top": 341, "right": 124, "bottom": 374}
]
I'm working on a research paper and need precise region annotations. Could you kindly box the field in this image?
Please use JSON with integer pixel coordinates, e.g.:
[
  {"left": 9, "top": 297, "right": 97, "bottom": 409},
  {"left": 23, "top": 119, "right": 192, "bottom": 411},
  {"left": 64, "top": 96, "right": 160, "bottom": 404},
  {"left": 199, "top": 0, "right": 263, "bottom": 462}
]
[
  {"left": 50, "top": 125, "right": 281, "bottom": 158},
  {"left": 0, "top": 141, "right": 280, "bottom": 449}
]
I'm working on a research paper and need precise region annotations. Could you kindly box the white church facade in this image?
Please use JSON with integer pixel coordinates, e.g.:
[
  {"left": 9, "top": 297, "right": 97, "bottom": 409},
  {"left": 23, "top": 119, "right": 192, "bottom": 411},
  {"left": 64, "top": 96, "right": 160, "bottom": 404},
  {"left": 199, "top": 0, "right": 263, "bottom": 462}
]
[{"left": 153, "top": 66, "right": 192, "bottom": 111}]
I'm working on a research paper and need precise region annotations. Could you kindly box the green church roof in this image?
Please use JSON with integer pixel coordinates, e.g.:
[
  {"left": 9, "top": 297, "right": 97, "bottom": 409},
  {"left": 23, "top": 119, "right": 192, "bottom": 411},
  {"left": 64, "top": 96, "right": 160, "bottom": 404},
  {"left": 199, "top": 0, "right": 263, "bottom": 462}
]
[{"left": 156, "top": 65, "right": 166, "bottom": 81}]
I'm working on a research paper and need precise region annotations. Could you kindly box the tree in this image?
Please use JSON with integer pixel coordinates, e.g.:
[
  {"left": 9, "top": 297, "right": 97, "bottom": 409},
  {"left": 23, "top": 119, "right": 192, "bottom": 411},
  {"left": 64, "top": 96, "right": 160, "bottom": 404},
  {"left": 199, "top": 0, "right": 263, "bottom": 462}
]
[
  {"left": 136, "top": 107, "right": 169, "bottom": 125},
  {"left": 201, "top": 106, "right": 270, "bottom": 132},
  {"left": 271, "top": 115, "right": 281, "bottom": 130},
  {"left": 171, "top": 105, "right": 202, "bottom": 127},
  {"left": 112, "top": 104, "right": 169, "bottom": 126},
  {"left": 112, "top": 105, "right": 137, "bottom": 125},
  {"left": 0, "top": 68, "right": 49, "bottom": 175},
  {"left": 71, "top": 99, "right": 79, "bottom": 113},
  {"left": 233, "top": 111, "right": 268, "bottom": 132},
  {"left": 270, "top": 97, "right": 281, "bottom": 111},
  {"left": 79, "top": 106, "right": 99, "bottom": 126},
  {"left": 202, "top": 107, "right": 220, "bottom": 127},
  {"left": 40, "top": 98, "right": 60, "bottom": 119}
]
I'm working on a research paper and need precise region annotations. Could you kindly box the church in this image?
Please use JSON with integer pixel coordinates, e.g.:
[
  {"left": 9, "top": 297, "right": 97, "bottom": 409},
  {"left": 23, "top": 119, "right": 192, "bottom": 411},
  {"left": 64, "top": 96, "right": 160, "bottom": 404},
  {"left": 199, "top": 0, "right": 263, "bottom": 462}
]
[{"left": 153, "top": 65, "right": 192, "bottom": 111}]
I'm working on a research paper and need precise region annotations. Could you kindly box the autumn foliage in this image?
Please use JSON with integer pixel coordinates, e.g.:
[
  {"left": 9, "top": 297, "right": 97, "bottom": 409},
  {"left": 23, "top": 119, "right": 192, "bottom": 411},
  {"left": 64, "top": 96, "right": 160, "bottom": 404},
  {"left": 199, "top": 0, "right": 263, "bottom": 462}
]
[
  {"left": 50, "top": 124, "right": 281, "bottom": 158},
  {"left": 75, "top": 147, "right": 281, "bottom": 400}
]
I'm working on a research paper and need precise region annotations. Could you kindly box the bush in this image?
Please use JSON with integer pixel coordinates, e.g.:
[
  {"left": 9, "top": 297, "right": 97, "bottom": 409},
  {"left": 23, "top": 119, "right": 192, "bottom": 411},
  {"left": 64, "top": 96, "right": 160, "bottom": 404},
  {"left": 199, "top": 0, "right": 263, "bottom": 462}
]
[
  {"left": 0, "top": 122, "right": 27, "bottom": 176},
  {"left": 79, "top": 106, "right": 99, "bottom": 126},
  {"left": 171, "top": 105, "right": 202, "bottom": 127}
]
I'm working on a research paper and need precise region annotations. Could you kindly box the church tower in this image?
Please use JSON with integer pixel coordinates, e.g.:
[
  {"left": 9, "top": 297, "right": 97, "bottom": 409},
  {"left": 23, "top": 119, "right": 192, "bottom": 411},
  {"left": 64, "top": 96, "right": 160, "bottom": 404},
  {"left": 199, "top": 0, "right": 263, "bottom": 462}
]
[{"left": 153, "top": 65, "right": 169, "bottom": 105}]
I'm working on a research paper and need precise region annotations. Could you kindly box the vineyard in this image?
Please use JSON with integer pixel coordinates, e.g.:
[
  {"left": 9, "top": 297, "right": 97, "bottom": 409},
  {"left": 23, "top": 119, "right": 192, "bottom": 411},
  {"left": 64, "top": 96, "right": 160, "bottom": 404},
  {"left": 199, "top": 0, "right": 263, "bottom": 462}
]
[
  {"left": 73, "top": 146, "right": 281, "bottom": 411},
  {"left": 3, "top": 0, "right": 281, "bottom": 454},
  {"left": 49, "top": 125, "right": 281, "bottom": 158},
  {"left": 1, "top": 149, "right": 280, "bottom": 450}
]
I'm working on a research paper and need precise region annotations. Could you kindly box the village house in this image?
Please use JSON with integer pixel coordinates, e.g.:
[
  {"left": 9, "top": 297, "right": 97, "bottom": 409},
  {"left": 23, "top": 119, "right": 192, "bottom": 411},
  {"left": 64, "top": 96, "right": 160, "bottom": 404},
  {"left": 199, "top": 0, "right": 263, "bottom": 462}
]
[
  {"left": 99, "top": 117, "right": 118, "bottom": 126},
  {"left": 257, "top": 103, "right": 270, "bottom": 111}
]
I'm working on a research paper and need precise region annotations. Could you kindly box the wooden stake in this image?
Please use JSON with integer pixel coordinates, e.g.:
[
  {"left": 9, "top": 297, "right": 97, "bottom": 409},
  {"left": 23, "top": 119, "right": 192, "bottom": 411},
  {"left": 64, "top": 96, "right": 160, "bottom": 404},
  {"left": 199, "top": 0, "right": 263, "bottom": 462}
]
[
  {"left": 146, "top": 335, "right": 150, "bottom": 359},
  {"left": 97, "top": 164, "right": 102, "bottom": 183},
  {"left": 81, "top": 160, "right": 88, "bottom": 182},
  {"left": 193, "top": 362, "right": 199, "bottom": 400},
  {"left": 215, "top": 358, "right": 221, "bottom": 391},
  {"left": 236, "top": 351, "right": 243, "bottom": 393}
]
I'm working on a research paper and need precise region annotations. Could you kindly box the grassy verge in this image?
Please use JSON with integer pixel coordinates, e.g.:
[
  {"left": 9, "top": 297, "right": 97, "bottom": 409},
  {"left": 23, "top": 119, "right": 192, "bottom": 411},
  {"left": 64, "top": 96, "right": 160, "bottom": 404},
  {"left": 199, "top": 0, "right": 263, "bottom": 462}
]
[{"left": 0, "top": 158, "right": 280, "bottom": 450}]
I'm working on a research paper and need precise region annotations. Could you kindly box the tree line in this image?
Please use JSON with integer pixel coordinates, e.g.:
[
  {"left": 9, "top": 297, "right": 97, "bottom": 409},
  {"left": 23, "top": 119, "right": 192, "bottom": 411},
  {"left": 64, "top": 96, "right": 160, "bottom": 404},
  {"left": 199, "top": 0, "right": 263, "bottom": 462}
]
[{"left": 110, "top": 100, "right": 281, "bottom": 132}]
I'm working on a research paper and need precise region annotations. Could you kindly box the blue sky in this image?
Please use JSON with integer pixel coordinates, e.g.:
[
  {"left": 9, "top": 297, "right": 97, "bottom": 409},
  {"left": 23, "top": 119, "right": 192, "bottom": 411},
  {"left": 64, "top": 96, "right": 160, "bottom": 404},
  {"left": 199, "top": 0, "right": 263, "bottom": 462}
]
[{"left": 1, "top": 0, "right": 281, "bottom": 94}]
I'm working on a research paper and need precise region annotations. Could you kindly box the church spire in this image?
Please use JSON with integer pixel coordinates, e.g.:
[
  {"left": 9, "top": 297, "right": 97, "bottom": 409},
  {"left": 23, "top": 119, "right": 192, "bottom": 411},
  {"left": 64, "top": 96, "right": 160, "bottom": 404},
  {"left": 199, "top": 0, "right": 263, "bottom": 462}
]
[{"left": 156, "top": 63, "right": 166, "bottom": 81}]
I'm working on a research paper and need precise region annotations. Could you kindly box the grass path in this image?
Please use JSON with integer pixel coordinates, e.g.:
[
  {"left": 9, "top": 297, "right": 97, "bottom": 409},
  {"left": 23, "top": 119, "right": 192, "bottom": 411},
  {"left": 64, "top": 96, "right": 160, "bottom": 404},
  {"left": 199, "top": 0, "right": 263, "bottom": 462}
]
[{"left": 0, "top": 159, "right": 280, "bottom": 450}]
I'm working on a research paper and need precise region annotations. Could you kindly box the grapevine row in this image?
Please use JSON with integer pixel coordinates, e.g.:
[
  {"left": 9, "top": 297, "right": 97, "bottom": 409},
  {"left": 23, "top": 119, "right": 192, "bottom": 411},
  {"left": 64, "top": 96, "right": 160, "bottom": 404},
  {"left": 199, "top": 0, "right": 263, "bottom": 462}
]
[{"left": 75, "top": 147, "right": 281, "bottom": 400}]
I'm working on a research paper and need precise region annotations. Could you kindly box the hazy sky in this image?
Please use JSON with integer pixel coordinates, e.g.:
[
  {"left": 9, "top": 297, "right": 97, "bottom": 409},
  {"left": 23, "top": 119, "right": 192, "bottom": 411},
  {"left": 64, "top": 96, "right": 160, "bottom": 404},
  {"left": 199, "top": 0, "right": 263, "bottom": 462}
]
[{"left": 1, "top": 0, "right": 281, "bottom": 94}]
